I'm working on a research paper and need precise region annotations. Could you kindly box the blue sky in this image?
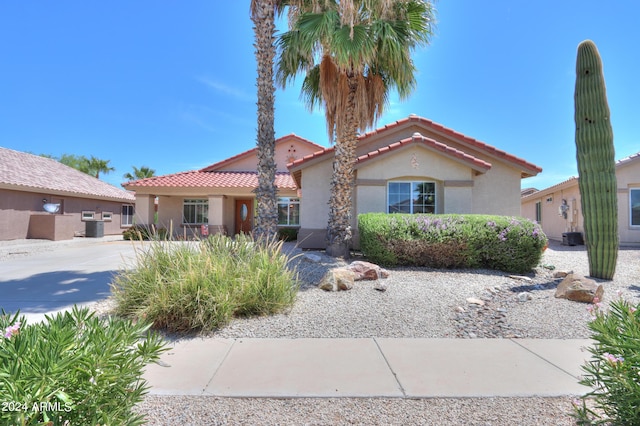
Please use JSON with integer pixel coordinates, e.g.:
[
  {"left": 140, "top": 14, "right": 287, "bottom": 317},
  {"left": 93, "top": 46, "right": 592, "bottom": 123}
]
[{"left": 1, "top": 1, "right": 638, "bottom": 191}]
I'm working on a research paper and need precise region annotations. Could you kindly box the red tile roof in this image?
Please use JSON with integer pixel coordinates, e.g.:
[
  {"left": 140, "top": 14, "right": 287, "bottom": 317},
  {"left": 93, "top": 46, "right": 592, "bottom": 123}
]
[
  {"left": 289, "top": 115, "right": 542, "bottom": 177},
  {"left": 123, "top": 171, "right": 297, "bottom": 190},
  {"left": 0, "top": 147, "right": 135, "bottom": 201},
  {"left": 356, "top": 133, "right": 492, "bottom": 172},
  {"left": 361, "top": 115, "right": 542, "bottom": 175},
  {"left": 200, "top": 134, "right": 325, "bottom": 172}
]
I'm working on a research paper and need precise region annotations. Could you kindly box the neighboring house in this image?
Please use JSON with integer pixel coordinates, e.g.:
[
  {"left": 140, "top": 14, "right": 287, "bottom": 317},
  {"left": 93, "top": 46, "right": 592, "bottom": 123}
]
[
  {"left": 521, "top": 152, "right": 640, "bottom": 246},
  {"left": 125, "top": 116, "right": 542, "bottom": 249},
  {"left": 0, "top": 147, "right": 136, "bottom": 241}
]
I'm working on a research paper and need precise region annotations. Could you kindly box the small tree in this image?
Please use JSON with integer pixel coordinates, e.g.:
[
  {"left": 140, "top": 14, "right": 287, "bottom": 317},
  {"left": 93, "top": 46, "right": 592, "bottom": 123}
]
[{"left": 573, "top": 40, "right": 618, "bottom": 280}]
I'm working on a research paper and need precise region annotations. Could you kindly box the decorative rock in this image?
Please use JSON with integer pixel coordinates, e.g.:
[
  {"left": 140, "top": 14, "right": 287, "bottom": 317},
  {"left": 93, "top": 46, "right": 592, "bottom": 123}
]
[
  {"left": 555, "top": 273, "right": 604, "bottom": 303},
  {"left": 304, "top": 253, "right": 322, "bottom": 263},
  {"left": 346, "top": 261, "right": 390, "bottom": 281},
  {"left": 319, "top": 268, "right": 355, "bottom": 291},
  {"left": 517, "top": 292, "right": 532, "bottom": 302},
  {"left": 466, "top": 297, "right": 485, "bottom": 306},
  {"left": 553, "top": 270, "right": 572, "bottom": 279},
  {"left": 455, "top": 306, "right": 466, "bottom": 313}
]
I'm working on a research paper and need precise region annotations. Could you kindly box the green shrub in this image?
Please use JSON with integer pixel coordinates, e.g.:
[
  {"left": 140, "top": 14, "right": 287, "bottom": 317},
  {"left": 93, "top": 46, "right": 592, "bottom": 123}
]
[
  {"left": 111, "top": 234, "right": 299, "bottom": 332},
  {"left": 0, "top": 306, "right": 166, "bottom": 426},
  {"left": 573, "top": 299, "right": 640, "bottom": 425},
  {"left": 358, "top": 213, "right": 547, "bottom": 273},
  {"left": 277, "top": 227, "right": 299, "bottom": 242},
  {"left": 122, "top": 225, "right": 168, "bottom": 241}
]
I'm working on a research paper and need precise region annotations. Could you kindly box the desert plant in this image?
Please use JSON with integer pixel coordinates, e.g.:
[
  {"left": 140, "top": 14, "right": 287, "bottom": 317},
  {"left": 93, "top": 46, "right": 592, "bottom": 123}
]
[
  {"left": 277, "top": 227, "right": 299, "bottom": 242},
  {"left": 0, "top": 306, "right": 166, "bottom": 426},
  {"left": 573, "top": 299, "right": 640, "bottom": 424},
  {"left": 574, "top": 40, "right": 618, "bottom": 280},
  {"left": 111, "top": 234, "right": 298, "bottom": 332},
  {"left": 358, "top": 213, "right": 547, "bottom": 273},
  {"left": 122, "top": 224, "right": 168, "bottom": 241}
]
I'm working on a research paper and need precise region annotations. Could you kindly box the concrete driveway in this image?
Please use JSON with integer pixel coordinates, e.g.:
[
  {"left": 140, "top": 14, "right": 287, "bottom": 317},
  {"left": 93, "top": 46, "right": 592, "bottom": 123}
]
[{"left": 0, "top": 237, "right": 140, "bottom": 323}]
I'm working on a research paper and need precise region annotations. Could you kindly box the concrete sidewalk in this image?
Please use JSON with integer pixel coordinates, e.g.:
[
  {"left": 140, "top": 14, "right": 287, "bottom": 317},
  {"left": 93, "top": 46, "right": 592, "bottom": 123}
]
[{"left": 144, "top": 337, "right": 592, "bottom": 398}]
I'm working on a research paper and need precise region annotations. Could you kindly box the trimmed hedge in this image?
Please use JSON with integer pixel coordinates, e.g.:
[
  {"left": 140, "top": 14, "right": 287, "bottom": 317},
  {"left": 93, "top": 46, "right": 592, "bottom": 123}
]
[{"left": 359, "top": 213, "right": 547, "bottom": 273}]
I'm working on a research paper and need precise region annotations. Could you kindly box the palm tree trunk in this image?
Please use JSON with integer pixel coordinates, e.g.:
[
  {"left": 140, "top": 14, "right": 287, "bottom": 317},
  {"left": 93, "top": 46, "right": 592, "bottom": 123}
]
[
  {"left": 326, "top": 73, "right": 358, "bottom": 258},
  {"left": 252, "top": 0, "right": 279, "bottom": 241}
]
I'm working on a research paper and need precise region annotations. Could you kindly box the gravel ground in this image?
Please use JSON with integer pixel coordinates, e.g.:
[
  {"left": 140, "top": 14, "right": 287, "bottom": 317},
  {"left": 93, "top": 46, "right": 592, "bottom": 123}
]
[
  {"left": 130, "top": 240, "right": 637, "bottom": 425},
  {"left": 5, "top": 237, "right": 636, "bottom": 425},
  {"left": 134, "top": 396, "right": 581, "bottom": 426},
  {"left": 207, "top": 241, "right": 640, "bottom": 340}
]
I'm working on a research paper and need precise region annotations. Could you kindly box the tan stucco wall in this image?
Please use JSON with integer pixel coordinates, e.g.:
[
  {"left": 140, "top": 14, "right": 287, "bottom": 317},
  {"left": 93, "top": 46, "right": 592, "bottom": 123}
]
[
  {"left": 472, "top": 166, "right": 524, "bottom": 216},
  {"left": 0, "top": 188, "right": 132, "bottom": 240},
  {"left": 133, "top": 194, "right": 156, "bottom": 226},
  {"left": 299, "top": 161, "right": 332, "bottom": 230},
  {"left": 156, "top": 196, "right": 184, "bottom": 234},
  {"left": 444, "top": 185, "right": 473, "bottom": 213}
]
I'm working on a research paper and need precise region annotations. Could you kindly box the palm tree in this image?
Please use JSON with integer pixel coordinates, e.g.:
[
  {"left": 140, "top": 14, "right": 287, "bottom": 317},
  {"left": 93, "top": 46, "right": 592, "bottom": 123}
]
[
  {"left": 277, "top": 0, "right": 435, "bottom": 257},
  {"left": 251, "top": 0, "right": 281, "bottom": 240},
  {"left": 123, "top": 166, "right": 156, "bottom": 181},
  {"left": 86, "top": 156, "right": 115, "bottom": 179}
]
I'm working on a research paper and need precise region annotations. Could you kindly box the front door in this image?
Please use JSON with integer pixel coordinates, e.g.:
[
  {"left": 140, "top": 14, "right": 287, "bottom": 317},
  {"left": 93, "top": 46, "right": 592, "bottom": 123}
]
[{"left": 235, "top": 199, "right": 253, "bottom": 234}]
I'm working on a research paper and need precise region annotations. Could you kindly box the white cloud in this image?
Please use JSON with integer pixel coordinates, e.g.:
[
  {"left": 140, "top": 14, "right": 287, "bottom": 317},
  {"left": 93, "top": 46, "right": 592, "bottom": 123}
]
[
  {"left": 180, "top": 103, "right": 254, "bottom": 133},
  {"left": 198, "top": 77, "right": 254, "bottom": 102}
]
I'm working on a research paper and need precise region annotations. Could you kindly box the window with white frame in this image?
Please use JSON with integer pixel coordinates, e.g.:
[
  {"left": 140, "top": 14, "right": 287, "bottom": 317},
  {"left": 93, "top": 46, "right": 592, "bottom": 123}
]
[
  {"left": 102, "top": 211, "right": 113, "bottom": 221},
  {"left": 631, "top": 188, "right": 640, "bottom": 227},
  {"left": 183, "top": 199, "right": 208, "bottom": 225},
  {"left": 121, "top": 205, "right": 134, "bottom": 227},
  {"left": 278, "top": 197, "right": 300, "bottom": 226},
  {"left": 81, "top": 211, "right": 95, "bottom": 221},
  {"left": 388, "top": 181, "right": 436, "bottom": 214}
]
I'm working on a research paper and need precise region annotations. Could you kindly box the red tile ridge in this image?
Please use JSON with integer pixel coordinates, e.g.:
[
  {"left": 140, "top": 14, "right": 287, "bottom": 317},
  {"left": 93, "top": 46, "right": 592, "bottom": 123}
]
[
  {"left": 200, "top": 134, "right": 325, "bottom": 172},
  {"left": 359, "top": 114, "right": 541, "bottom": 174},
  {"left": 356, "top": 133, "right": 492, "bottom": 171}
]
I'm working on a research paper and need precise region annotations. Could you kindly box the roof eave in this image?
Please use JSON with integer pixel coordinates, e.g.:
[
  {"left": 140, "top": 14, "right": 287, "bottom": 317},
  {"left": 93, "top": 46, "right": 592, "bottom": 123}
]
[{"left": 0, "top": 183, "right": 135, "bottom": 202}]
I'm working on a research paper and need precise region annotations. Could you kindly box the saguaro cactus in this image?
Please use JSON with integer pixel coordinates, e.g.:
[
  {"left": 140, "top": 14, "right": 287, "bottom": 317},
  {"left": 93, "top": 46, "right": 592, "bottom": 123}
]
[{"left": 574, "top": 40, "right": 618, "bottom": 280}]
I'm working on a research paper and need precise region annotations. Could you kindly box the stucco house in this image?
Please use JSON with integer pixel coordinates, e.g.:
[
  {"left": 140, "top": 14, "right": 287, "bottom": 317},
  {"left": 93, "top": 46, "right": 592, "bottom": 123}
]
[
  {"left": 521, "top": 152, "right": 640, "bottom": 246},
  {"left": 123, "top": 134, "right": 324, "bottom": 238},
  {"left": 125, "top": 115, "right": 542, "bottom": 249},
  {"left": 0, "top": 147, "right": 136, "bottom": 241}
]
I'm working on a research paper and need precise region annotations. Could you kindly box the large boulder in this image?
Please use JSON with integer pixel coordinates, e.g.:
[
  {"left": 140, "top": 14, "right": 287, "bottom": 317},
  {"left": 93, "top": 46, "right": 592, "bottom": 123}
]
[
  {"left": 555, "top": 273, "right": 604, "bottom": 303},
  {"left": 319, "top": 268, "right": 356, "bottom": 291},
  {"left": 346, "top": 261, "right": 390, "bottom": 281}
]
